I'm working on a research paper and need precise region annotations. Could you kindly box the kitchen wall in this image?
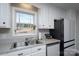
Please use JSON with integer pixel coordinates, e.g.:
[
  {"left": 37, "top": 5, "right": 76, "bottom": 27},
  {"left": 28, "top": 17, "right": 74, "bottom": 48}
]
[
  {"left": 76, "top": 11, "right": 79, "bottom": 50},
  {"left": 32, "top": 3, "right": 66, "bottom": 19}
]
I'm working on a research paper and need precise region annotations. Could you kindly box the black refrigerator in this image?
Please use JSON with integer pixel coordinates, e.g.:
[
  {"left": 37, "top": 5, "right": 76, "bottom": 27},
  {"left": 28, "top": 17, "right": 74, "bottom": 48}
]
[{"left": 49, "top": 19, "right": 64, "bottom": 56}]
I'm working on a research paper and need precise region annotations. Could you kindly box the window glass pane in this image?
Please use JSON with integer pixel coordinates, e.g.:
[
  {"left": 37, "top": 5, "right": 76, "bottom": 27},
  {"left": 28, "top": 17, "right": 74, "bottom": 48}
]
[
  {"left": 16, "top": 12, "right": 20, "bottom": 23},
  {"left": 15, "top": 11, "right": 35, "bottom": 33}
]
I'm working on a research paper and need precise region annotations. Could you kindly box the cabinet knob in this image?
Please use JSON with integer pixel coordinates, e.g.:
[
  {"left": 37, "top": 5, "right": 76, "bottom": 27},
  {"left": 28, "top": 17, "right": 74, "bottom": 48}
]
[
  {"left": 43, "top": 25, "right": 44, "bottom": 26},
  {"left": 3, "top": 22, "right": 5, "bottom": 24},
  {"left": 18, "top": 53, "right": 23, "bottom": 56},
  {"left": 38, "top": 48, "right": 41, "bottom": 50},
  {"left": 49, "top": 25, "right": 51, "bottom": 27}
]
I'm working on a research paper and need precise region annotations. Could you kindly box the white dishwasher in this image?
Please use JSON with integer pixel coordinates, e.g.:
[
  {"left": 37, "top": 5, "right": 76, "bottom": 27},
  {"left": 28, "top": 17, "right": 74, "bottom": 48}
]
[{"left": 47, "top": 43, "right": 60, "bottom": 56}]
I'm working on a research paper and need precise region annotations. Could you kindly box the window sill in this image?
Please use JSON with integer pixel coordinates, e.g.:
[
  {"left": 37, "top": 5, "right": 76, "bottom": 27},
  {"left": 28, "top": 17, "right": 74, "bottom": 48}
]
[{"left": 12, "top": 33, "right": 37, "bottom": 37}]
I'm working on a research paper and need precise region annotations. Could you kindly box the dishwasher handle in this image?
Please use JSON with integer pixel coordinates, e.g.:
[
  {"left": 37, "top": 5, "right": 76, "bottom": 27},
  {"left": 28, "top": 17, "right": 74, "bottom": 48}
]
[{"left": 18, "top": 53, "right": 23, "bottom": 56}]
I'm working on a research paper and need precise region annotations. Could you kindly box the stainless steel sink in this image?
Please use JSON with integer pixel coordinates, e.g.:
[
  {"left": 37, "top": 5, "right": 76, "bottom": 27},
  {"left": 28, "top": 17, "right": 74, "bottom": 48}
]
[
  {"left": 35, "top": 40, "right": 43, "bottom": 44},
  {"left": 25, "top": 37, "right": 44, "bottom": 45},
  {"left": 25, "top": 39, "right": 43, "bottom": 46}
]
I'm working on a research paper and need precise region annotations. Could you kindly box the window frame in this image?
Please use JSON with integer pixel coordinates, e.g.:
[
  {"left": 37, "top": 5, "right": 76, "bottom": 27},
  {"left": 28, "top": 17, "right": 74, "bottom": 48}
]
[{"left": 12, "top": 7, "right": 37, "bottom": 36}]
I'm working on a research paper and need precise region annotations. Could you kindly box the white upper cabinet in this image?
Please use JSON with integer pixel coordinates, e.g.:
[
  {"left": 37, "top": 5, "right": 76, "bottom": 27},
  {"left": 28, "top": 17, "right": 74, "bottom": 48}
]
[
  {"left": 0, "top": 3, "right": 10, "bottom": 28},
  {"left": 38, "top": 6, "right": 49, "bottom": 29},
  {"left": 37, "top": 4, "right": 65, "bottom": 29},
  {"left": 48, "top": 7, "right": 54, "bottom": 29},
  {"left": 38, "top": 5, "right": 55, "bottom": 29}
]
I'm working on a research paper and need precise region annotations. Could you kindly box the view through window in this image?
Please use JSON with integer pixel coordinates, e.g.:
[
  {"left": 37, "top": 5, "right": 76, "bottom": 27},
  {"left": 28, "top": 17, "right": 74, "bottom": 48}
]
[{"left": 15, "top": 11, "right": 36, "bottom": 34}]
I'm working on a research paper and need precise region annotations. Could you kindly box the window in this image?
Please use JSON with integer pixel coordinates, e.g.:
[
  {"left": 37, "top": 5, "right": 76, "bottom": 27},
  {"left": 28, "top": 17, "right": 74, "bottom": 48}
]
[{"left": 12, "top": 7, "right": 37, "bottom": 36}]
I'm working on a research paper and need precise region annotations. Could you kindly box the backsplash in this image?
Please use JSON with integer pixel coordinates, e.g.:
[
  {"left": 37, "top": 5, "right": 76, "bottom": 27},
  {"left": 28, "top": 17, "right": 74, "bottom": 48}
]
[
  {"left": 38, "top": 29, "right": 49, "bottom": 39},
  {"left": 0, "top": 28, "right": 37, "bottom": 53}
]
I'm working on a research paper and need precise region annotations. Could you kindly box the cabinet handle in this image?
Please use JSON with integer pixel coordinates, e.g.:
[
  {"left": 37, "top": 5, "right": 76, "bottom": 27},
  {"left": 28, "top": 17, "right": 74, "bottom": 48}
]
[
  {"left": 38, "top": 48, "right": 41, "bottom": 50},
  {"left": 43, "top": 25, "right": 45, "bottom": 26},
  {"left": 18, "top": 53, "right": 23, "bottom": 56},
  {"left": 49, "top": 25, "right": 51, "bottom": 27},
  {"left": 3, "top": 22, "right": 5, "bottom": 24}
]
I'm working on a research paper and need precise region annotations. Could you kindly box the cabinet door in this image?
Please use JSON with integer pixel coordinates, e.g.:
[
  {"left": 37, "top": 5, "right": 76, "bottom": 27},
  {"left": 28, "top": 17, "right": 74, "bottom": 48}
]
[
  {"left": 48, "top": 19, "right": 54, "bottom": 29},
  {"left": 64, "top": 46, "right": 75, "bottom": 56},
  {"left": 29, "top": 51, "right": 46, "bottom": 56},
  {"left": 38, "top": 6, "right": 50, "bottom": 29},
  {"left": 48, "top": 7, "right": 54, "bottom": 29},
  {"left": 0, "top": 3, "right": 10, "bottom": 28},
  {"left": 64, "top": 41, "right": 74, "bottom": 48},
  {"left": 1, "top": 48, "right": 31, "bottom": 56},
  {"left": 47, "top": 44, "right": 59, "bottom": 56},
  {"left": 0, "top": 3, "right": 1, "bottom": 19},
  {"left": 38, "top": 5, "right": 55, "bottom": 29},
  {"left": 64, "top": 19, "right": 71, "bottom": 42},
  {"left": 66, "top": 10, "right": 76, "bottom": 40},
  {"left": 70, "top": 19, "right": 76, "bottom": 43},
  {"left": 29, "top": 45, "right": 46, "bottom": 56}
]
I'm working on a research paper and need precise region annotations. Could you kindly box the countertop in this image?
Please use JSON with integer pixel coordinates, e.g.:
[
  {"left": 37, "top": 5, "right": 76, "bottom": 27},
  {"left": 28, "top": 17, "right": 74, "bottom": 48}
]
[
  {"left": 40, "top": 39, "right": 60, "bottom": 44},
  {"left": 0, "top": 39, "right": 60, "bottom": 55}
]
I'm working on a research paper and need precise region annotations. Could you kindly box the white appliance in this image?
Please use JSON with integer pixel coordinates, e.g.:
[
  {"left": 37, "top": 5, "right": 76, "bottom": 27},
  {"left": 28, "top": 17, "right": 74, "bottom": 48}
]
[{"left": 47, "top": 43, "right": 59, "bottom": 56}]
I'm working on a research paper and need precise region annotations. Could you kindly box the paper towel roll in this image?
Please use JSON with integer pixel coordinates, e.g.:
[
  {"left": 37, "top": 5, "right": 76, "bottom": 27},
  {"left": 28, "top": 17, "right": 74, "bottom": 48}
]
[{"left": 39, "top": 32, "right": 42, "bottom": 40}]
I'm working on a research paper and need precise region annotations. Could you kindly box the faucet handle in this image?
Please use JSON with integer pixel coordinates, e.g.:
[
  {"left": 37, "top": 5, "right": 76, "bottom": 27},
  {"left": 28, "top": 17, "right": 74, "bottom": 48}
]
[
  {"left": 13, "top": 42, "right": 17, "bottom": 48},
  {"left": 25, "top": 42, "right": 28, "bottom": 46},
  {"left": 11, "top": 42, "right": 17, "bottom": 49},
  {"left": 25, "top": 38, "right": 28, "bottom": 40}
]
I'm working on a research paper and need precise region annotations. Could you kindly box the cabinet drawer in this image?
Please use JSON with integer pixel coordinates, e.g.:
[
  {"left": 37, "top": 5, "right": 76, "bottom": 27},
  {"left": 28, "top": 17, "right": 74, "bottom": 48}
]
[
  {"left": 30, "top": 51, "right": 46, "bottom": 56},
  {"left": 64, "top": 41, "right": 74, "bottom": 47},
  {"left": 64, "top": 45, "right": 75, "bottom": 56},
  {"left": 31, "top": 45, "right": 46, "bottom": 53},
  {"left": 1, "top": 48, "right": 31, "bottom": 56}
]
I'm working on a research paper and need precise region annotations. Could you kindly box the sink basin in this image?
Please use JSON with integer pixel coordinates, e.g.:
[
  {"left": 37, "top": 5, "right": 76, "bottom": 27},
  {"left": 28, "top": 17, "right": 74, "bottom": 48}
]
[
  {"left": 28, "top": 40, "right": 43, "bottom": 45},
  {"left": 36, "top": 40, "right": 43, "bottom": 44}
]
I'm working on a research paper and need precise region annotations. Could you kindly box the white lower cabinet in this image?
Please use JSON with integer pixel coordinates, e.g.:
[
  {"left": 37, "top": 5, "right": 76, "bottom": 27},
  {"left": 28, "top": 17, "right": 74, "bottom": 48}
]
[
  {"left": 1, "top": 48, "right": 31, "bottom": 56},
  {"left": 47, "top": 43, "right": 59, "bottom": 56},
  {"left": 1, "top": 44, "right": 60, "bottom": 56},
  {"left": 1, "top": 45, "right": 46, "bottom": 56},
  {"left": 64, "top": 46, "right": 75, "bottom": 56},
  {"left": 28, "top": 51, "right": 46, "bottom": 56},
  {"left": 64, "top": 41, "right": 74, "bottom": 48},
  {"left": 29, "top": 45, "right": 46, "bottom": 56}
]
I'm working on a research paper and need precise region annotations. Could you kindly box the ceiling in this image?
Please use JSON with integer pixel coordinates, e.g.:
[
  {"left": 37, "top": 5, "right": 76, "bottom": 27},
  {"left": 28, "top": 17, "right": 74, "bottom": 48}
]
[{"left": 50, "top": 3, "right": 79, "bottom": 10}]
